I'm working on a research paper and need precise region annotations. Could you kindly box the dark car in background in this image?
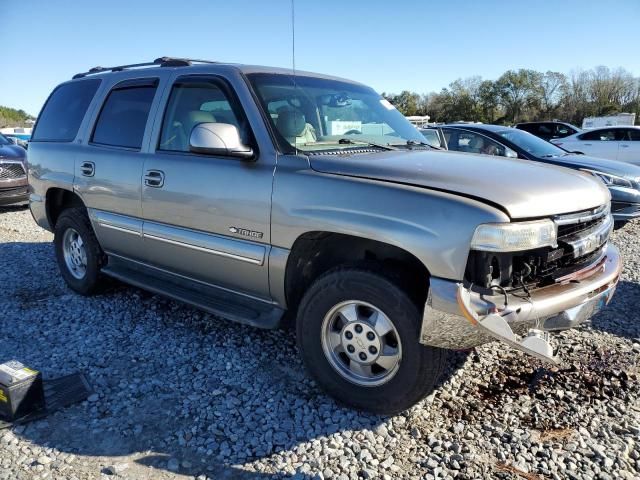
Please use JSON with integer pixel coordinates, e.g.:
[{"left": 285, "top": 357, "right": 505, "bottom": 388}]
[
  {"left": 423, "top": 124, "right": 640, "bottom": 226},
  {"left": 515, "top": 121, "right": 581, "bottom": 142},
  {"left": 0, "top": 133, "right": 28, "bottom": 206}
]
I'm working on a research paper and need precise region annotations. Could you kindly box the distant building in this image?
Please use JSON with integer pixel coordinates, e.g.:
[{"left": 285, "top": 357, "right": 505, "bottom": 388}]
[{"left": 406, "top": 115, "right": 431, "bottom": 128}]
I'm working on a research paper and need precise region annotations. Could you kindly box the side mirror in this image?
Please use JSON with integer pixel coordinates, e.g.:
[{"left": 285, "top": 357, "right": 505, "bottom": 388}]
[
  {"left": 505, "top": 147, "right": 518, "bottom": 158},
  {"left": 189, "top": 123, "right": 254, "bottom": 160}
]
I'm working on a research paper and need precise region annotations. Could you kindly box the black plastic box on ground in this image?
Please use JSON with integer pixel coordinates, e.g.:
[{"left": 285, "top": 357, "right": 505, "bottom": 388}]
[{"left": 0, "top": 361, "right": 46, "bottom": 422}]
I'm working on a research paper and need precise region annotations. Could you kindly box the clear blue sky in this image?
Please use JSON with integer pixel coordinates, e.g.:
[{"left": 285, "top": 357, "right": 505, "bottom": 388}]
[{"left": 2, "top": 0, "right": 639, "bottom": 116}]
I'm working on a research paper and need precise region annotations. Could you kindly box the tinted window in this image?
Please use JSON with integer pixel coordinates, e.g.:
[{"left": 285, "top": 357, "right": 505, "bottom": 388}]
[
  {"left": 92, "top": 83, "right": 157, "bottom": 149},
  {"left": 31, "top": 79, "right": 100, "bottom": 142},
  {"left": 628, "top": 129, "right": 640, "bottom": 141},
  {"left": 579, "top": 129, "right": 619, "bottom": 141},
  {"left": 159, "top": 79, "right": 246, "bottom": 152}
]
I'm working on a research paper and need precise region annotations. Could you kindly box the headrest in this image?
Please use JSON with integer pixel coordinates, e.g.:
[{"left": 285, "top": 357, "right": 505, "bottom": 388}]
[
  {"left": 184, "top": 110, "right": 217, "bottom": 135},
  {"left": 276, "top": 110, "right": 306, "bottom": 138}
]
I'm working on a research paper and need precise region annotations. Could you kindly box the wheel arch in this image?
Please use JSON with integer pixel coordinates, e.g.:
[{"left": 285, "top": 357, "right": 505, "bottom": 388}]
[
  {"left": 283, "top": 231, "right": 431, "bottom": 313},
  {"left": 45, "top": 187, "right": 86, "bottom": 229}
]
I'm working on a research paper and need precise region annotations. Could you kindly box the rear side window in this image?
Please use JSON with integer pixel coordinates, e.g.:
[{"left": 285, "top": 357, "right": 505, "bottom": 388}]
[
  {"left": 92, "top": 80, "right": 158, "bottom": 149},
  {"left": 31, "top": 79, "right": 100, "bottom": 142}
]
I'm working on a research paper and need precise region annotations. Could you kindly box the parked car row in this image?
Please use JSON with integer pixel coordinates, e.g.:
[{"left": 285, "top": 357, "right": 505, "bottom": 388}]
[{"left": 421, "top": 124, "right": 640, "bottom": 226}]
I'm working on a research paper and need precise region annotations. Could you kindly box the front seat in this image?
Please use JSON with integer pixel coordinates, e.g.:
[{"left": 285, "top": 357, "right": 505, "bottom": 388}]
[{"left": 276, "top": 110, "right": 316, "bottom": 145}]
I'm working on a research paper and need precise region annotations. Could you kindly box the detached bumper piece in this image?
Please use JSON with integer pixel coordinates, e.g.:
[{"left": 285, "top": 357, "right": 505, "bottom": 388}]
[
  {"left": 420, "top": 244, "right": 622, "bottom": 362},
  {"left": 0, "top": 360, "right": 92, "bottom": 429},
  {"left": 457, "top": 284, "right": 558, "bottom": 364}
]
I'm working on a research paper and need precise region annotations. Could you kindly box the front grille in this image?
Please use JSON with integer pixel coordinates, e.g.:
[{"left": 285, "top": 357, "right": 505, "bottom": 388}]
[{"left": 0, "top": 163, "right": 26, "bottom": 179}]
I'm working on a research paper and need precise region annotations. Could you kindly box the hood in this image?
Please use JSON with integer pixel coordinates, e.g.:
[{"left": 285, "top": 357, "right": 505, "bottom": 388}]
[
  {"left": 546, "top": 154, "right": 640, "bottom": 182},
  {"left": 308, "top": 150, "right": 610, "bottom": 219},
  {"left": 0, "top": 143, "right": 26, "bottom": 161}
]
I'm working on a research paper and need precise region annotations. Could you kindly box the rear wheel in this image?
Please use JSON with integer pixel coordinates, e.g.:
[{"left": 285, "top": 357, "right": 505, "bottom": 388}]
[
  {"left": 297, "top": 268, "right": 449, "bottom": 414},
  {"left": 54, "top": 207, "right": 105, "bottom": 295}
]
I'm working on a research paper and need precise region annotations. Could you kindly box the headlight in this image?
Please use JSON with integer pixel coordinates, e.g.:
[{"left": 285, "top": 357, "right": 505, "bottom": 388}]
[
  {"left": 471, "top": 220, "right": 557, "bottom": 252},
  {"left": 582, "top": 169, "right": 634, "bottom": 188}
]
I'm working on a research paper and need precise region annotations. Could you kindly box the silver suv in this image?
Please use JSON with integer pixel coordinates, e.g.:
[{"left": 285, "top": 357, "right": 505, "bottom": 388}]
[{"left": 29, "top": 58, "right": 621, "bottom": 413}]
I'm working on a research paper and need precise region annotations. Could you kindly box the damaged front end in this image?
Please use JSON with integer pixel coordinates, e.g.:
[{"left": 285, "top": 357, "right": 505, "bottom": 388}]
[{"left": 420, "top": 205, "right": 622, "bottom": 363}]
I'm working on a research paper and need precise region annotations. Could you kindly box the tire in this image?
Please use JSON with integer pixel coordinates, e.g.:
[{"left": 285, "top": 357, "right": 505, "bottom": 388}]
[
  {"left": 296, "top": 267, "right": 449, "bottom": 414},
  {"left": 54, "top": 207, "right": 105, "bottom": 295}
]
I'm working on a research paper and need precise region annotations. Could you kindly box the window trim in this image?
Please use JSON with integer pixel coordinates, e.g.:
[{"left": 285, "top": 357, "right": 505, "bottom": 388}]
[
  {"left": 30, "top": 78, "right": 102, "bottom": 143},
  {"left": 89, "top": 77, "right": 159, "bottom": 151},
  {"left": 155, "top": 74, "right": 257, "bottom": 158}
]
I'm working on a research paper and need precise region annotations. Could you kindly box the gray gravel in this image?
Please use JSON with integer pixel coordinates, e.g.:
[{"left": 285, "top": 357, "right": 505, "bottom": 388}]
[{"left": 0, "top": 205, "right": 638, "bottom": 480}]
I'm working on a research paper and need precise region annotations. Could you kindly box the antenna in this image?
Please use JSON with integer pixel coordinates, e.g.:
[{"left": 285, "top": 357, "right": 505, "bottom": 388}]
[{"left": 291, "top": 0, "right": 298, "bottom": 155}]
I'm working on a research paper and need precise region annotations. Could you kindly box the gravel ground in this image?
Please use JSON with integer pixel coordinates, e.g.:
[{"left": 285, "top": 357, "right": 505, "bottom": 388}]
[{"left": 0, "top": 205, "right": 638, "bottom": 480}]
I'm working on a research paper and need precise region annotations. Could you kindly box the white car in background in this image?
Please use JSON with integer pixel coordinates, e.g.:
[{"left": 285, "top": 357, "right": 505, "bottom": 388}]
[{"left": 551, "top": 125, "right": 640, "bottom": 165}]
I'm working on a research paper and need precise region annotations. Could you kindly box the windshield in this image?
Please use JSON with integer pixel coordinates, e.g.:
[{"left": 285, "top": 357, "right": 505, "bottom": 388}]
[
  {"left": 497, "top": 128, "right": 567, "bottom": 157},
  {"left": 0, "top": 134, "right": 10, "bottom": 146},
  {"left": 248, "top": 73, "right": 426, "bottom": 152}
]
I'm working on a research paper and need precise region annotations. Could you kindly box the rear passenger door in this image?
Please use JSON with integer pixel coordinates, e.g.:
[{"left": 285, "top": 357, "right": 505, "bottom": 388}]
[
  {"left": 140, "top": 75, "right": 274, "bottom": 300},
  {"left": 75, "top": 77, "right": 162, "bottom": 261}
]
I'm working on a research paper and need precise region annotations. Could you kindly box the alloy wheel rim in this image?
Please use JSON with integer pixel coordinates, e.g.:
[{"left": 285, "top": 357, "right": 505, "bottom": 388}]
[
  {"left": 62, "top": 227, "right": 87, "bottom": 280},
  {"left": 321, "top": 300, "right": 402, "bottom": 387}
]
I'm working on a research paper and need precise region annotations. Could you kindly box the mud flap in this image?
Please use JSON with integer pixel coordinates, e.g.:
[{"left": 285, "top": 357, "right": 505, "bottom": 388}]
[{"left": 456, "top": 284, "right": 559, "bottom": 365}]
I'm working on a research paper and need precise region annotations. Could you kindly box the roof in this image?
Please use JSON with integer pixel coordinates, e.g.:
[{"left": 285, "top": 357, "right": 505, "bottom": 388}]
[
  {"left": 440, "top": 123, "right": 512, "bottom": 132},
  {"left": 70, "top": 56, "right": 362, "bottom": 86}
]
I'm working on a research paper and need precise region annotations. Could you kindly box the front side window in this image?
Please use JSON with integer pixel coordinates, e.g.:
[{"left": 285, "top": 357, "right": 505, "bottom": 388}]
[
  {"left": 443, "top": 129, "right": 506, "bottom": 156},
  {"left": 628, "top": 129, "right": 640, "bottom": 141},
  {"left": 248, "top": 73, "right": 426, "bottom": 153},
  {"left": 158, "top": 78, "right": 247, "bottom": 152},
  {"left": 32, "top": 79, "right": 101, "bottom": 142},
  {"left": 579, "top": 129, "right": 619, "bottom": 141},
  {"left": 92, "top": 81, "right": 157, "bottom": 149}
]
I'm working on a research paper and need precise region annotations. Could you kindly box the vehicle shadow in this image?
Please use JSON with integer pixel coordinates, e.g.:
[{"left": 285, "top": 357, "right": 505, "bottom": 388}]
[
  {"left": 0, "top": 240, "right": 464, "bottom": 479},
  {"left": 588, "top": 279, "right": 640, "bottom": 341},
  {"left": 0, "top": 204, "right": 29, "bottom": 213}
]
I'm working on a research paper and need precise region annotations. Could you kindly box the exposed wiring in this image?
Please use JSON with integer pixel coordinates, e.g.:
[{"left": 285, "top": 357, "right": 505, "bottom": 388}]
[{"left": 490, "top": 284, "right": 509, "bottom": 309}]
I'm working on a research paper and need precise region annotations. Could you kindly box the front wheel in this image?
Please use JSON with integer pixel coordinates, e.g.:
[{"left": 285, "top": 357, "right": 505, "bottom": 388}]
[
  {"left": 296, "top": 268, "right": 449, "bottom": 414},
  {"left": 54, "top": 207, "right": 105, "bottom": 295}
]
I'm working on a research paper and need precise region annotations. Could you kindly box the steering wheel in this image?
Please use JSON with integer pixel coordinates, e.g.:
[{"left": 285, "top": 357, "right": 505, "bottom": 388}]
[{"left": 343, "top": 129, "right": 362, "bottom": 135}]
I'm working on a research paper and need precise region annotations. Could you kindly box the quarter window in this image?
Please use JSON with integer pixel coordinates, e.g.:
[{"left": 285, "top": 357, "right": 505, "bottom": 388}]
[
  {"left": 159, "top": 79, "right": 246, "bottom": 152},
  {"left": 31, "top": 79, "right": 101, "bottom": 142},
  {"left": 92, "top": 81, "right": 157, "bottom": 149}
]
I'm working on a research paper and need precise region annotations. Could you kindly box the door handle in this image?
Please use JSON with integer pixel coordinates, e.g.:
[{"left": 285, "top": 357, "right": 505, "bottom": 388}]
[
  {"left": 80, "top": 161, "right": 95, "bottom": 177},
  {"left": 620, "top": 144, "right": 629, "bottom": 148},
  {"left": 144, "top": 169, "right": 165, "bottom": 188},
  {"left": 583, "top": 143, "right": 592, "bottom": 146}
]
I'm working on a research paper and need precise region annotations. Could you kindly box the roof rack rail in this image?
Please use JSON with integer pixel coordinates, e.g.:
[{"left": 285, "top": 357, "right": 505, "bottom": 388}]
[{"left": 72, "top": 57, "right": 218, "bottom": 79}]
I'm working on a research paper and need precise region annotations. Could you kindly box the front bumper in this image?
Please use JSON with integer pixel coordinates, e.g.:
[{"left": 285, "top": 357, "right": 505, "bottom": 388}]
[
  {"left": 420, "top": 244, "right": 622, "bottom": 349},
  {"left": 0, "top": 185, "right": 29, "bottom": 206},
  {"left": 610, "top": 185, "right": 640, "bottom": 222}
]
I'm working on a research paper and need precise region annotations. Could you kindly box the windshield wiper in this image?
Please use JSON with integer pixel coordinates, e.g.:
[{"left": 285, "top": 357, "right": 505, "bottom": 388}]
[
  {"left": 407, "top": 139, "right": 442, "bottom": 150},
  {"left": 338, "top": 138, "right": 398, "bottom": 151},
  {"left": 389, "top": 140, "right": 442, "bottom": 150}
]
